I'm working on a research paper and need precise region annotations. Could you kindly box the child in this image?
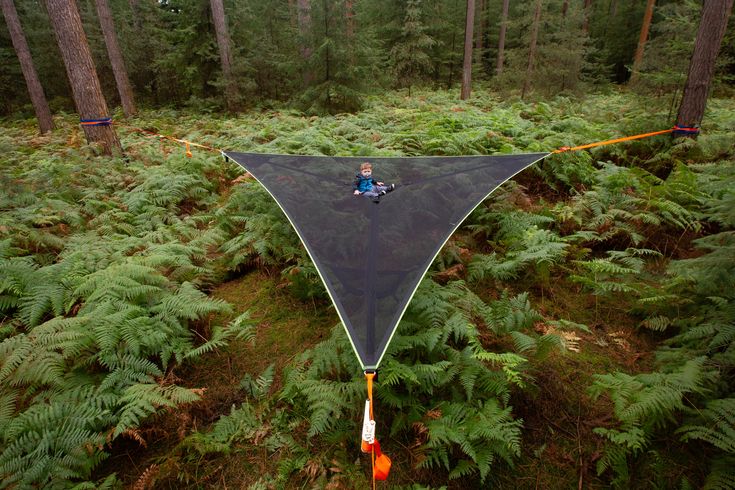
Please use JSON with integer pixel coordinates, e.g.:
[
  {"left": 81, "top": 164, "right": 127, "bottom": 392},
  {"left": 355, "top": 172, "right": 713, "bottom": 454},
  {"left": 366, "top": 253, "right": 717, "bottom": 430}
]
[{"left": 353, "top": 162, "right": 395, "bottom": 199}]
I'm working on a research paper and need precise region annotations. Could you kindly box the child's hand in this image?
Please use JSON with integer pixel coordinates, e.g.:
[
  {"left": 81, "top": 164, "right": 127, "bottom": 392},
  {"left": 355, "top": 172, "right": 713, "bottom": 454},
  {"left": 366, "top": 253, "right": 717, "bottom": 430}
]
[
  {"left": 354, "top": 190, "right": 361, "bottom": 195},
  {"left": 377, "top": 182, "right": 384, "bottom": 186}
]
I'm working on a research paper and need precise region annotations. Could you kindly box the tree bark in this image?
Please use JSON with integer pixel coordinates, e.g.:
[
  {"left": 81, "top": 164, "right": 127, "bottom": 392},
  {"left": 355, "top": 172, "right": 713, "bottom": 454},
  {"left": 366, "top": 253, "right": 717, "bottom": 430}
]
[
  {"left": 45, "top": 0, "right": 121, "bottom": 154},
  {"left": 210, "top": 0, "right": 239, "bottom": 112},
  {"left": 460, "top": 0, "right": 475, "bottom": 100},
  {"left": 522, "top": 0, "right": 542, "bottom": 99},
  {"left": 629, "top": 0, "right": 655, "bottom": 84},
  {"left": 345, "top": 0, "right": 354, "bottom": 39},
  {"left": 495, "top": 0, "right": 509, "bottom": 76},
  {"left": 297, "top": 0, "right": 313, "bottom": 84},
  {"left": 582, "top": 0, "right": 592, "bottom": 34},
  {"left": 474, "top": 0, "right": 484, "bottom": 65},
  {"left": 677, "top": 0, "right": 734, "bottom": 135},
  {"left": 95, "top": 0, "right": 136, "bottom": 116},
  {"left": 583, "top": 0, "right": 593, "bottom": 33},
  {"left": 1, "top": 0, "right": 54, "bottom": 133}
]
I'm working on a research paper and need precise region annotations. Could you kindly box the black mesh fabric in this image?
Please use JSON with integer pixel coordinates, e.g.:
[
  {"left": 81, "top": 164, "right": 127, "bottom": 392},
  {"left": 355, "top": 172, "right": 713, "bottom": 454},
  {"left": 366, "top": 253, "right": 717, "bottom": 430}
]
[{"left": 224, "top": 152, "right": 549, "bottom": 369}]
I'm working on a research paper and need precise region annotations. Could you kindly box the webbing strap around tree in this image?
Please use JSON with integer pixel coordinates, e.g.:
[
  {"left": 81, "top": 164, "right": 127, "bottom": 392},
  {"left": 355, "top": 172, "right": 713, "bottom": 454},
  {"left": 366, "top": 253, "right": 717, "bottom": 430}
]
[
  {"left": 672, "top": 124, "right": 700, "bottom": 136},
  {"left": 80, "top": 117, "right": 112, "bottom": 126}
]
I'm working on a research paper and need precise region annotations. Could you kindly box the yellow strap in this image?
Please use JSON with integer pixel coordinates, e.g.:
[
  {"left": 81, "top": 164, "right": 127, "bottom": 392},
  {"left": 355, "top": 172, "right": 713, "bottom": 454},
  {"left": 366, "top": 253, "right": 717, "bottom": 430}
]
[
  {"left": 122, "top": 125, "right": 222, "bottom": 156},
  {"left": 552, "top": 128, "right": 674, "bottom": 154}
]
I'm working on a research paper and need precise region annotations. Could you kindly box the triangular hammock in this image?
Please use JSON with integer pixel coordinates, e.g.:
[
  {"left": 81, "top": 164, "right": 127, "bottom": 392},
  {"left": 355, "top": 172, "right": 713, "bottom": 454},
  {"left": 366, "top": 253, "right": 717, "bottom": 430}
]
[{"left": 223, "top": 152, "right": 549, "bottom": 370}]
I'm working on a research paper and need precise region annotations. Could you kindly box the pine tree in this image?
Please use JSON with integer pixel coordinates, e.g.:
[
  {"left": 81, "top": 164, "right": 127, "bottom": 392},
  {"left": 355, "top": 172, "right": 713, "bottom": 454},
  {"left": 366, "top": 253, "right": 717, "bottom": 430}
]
[
  {"left": 44, "top": 0, "right": 122, "bottom": 155},
  {"left": 210, "top": 0, "right": 239, "bottom": 112},
  {"left": 94, "top": 0, "right": 136, "bottom": 116},
  {"left": 521, "top": 0, "right": 542, "bottom": 98},
  {"left": 297, "top": 0, "right": 314, "bottom": 84},
  {"left": 391, "top": 0, "right": 435, "bottom": 96},
  {"left": 628, "top": 0, "right": 655, "bottom": 85},
  {"left": 676, "top": 0, "right": 734, "bottom": 135},
  {"left": 299, "top": 0, "right": 375, "bottom": 113},
  {"left": 1, "top": 0, "right": 54, "bottom": 133},
  {"left": 460, "top": 0, "right": 475, "bottom": 99},
  {"left": 495, "top": 0, "right": 510, "bottom": 77}
]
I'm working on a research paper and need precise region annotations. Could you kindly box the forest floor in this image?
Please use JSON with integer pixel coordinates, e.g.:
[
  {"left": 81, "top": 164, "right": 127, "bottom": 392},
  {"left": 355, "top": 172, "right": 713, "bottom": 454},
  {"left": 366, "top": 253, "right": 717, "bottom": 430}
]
[
  {"left": 8, "top": 89, "right": 731, "bottom": 489},
  {"left": 104, "top": 251, "right": 662, "bottom": 489}
]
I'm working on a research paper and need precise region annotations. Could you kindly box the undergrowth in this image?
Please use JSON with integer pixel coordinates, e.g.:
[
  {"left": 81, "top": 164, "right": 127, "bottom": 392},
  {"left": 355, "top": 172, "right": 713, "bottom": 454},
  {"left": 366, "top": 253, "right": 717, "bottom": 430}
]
[{"left": 1, "top": 89, "right": 734, "bottom": 488}]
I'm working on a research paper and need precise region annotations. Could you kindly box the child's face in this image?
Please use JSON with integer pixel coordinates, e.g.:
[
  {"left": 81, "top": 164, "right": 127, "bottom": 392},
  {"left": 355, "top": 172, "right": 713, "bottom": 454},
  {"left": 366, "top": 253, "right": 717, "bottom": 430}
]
[{"left": 361, "top": 168, "right": 372, "bottom": 177}]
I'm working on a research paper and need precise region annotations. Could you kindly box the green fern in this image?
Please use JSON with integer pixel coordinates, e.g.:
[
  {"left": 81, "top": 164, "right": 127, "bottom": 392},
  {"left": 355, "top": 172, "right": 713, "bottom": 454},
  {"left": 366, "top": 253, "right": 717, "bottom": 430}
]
[{"left": 678, "top": 398, "right": 735, "bottom": 453}]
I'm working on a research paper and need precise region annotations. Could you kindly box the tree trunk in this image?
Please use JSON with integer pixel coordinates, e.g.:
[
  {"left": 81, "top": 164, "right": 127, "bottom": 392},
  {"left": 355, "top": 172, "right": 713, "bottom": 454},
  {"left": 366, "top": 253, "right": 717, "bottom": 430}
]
[
  {"left": 210, "top": 0, "right": 239, "bottom": 112},
  {"left": 583, "top": 0, "right": 592, "bottom": 33},
  {"left": 474, "top": 0, "right": 484, "bottom": 65},
  {"left": 448, "top": 29, "right": 456, "bottom": 88},
  {"left": 562, "top": 0, "right": 568, "bottom": 18},
  {"left": 297, "top": 0, "right": 313, "bottom": 84},
  {"left": 676, "top": 0, "right": 734, "bottom": 135},
  {"left": 95, "top": 0, "right": 136, "bottom": 117},
  {"left": 45, "top": 0, "right": 121, "bottom": 154},
  {"left": 522, "top": 0, "right": 542, "bottom": 99},
  {"left": 345, "top": 0, "right": 354, "bottom": 39},
  {"left": 460, "top": 0, "right": 475, "bottom": 100},
  {"left": 629, "top": 0, "right": 655, "bottom": 84},
  {"left": 323, "top": 0, "right": 330, "bottom": 111},
  {"left": 496, "top": 0, "right": 509, "bottom": 77},
  {"left": 1, "top": 0, "right": 54, "bottom": 133}
]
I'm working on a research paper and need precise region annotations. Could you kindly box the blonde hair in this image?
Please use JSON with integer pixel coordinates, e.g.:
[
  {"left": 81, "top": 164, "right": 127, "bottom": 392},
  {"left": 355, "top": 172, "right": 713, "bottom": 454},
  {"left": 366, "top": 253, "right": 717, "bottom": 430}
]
[{"left": 360, "top": 162, "right": 372, "bottom": 171}]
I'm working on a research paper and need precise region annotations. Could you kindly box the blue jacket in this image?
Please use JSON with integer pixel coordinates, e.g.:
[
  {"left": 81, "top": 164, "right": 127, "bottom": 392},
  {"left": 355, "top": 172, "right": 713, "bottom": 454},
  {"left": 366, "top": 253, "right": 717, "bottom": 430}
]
[{"left": 353, "top": 174, "right": 377, "bottom": 193}]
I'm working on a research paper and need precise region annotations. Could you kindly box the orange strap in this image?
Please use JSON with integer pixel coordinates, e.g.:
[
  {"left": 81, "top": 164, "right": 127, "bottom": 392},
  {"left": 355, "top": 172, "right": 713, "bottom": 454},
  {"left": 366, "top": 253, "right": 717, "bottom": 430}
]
[
  {"left": 552, "top": 128, "right": 674, "bottom": 154},
  {"left": 366, "top": 372, "right": 374, "bottom": 418},
  {"left": 362, "top": 372, "right": 391, "bottom": 483}
]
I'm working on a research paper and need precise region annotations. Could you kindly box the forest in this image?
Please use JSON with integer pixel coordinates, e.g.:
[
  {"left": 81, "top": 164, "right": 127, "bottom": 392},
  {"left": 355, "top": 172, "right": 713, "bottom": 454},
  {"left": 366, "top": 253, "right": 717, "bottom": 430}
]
[{"left": 1, "top": 0, "right": 734, "bottom": 488}]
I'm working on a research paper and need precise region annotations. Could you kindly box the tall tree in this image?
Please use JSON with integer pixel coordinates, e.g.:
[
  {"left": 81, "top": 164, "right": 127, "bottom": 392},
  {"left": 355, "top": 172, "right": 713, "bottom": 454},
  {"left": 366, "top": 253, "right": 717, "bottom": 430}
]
[
  {"left": 629, "top": 0, "right": 655, "bottom": 84},
  {"left": 345, "top": 0, "right": 355, "bottom": 39},
  {"left": 676, "top": 0, "right": 734, "bottom": 135},
  {"left": 583, "top": 0, "right": 592, "bottom": 33},
  {"left": 94, "top": 0, "right": 136, "bottom": 116},
  {"left": 45, "top": 0, "right": 121, "bottom": 154},
  {"left": 1, "top": 0, "right": 54, "bottom": 133},
  {"left": 522, "top": 0, "right": 542, "bottom": 99},
  {"left": 297, "top": 0, "right": 314, "bottom": 84},
  {"left": 460, "top": 0, "right": 475, "bottom": 99},
  {"left": 391, "top": 0, "right": 434, "bottom": 96},
  {"left": 474, "top": 0, "right": 484, "bottom": 66},
  {"left": 210, "top": 0, "right": 239, "bottom": 112},
  {"left": 496, "top": 0, "right": 509, "bottom": 76}
]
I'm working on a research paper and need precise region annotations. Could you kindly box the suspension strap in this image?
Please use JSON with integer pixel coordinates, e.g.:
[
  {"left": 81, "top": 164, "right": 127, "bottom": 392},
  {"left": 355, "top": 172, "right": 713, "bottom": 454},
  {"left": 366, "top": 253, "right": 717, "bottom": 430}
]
[
  {"left": 361, "top": 371, "right": 391, "bottom": 483},
  {"left": 552, "top": 128, "right": 674, "bottom": 153}
]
